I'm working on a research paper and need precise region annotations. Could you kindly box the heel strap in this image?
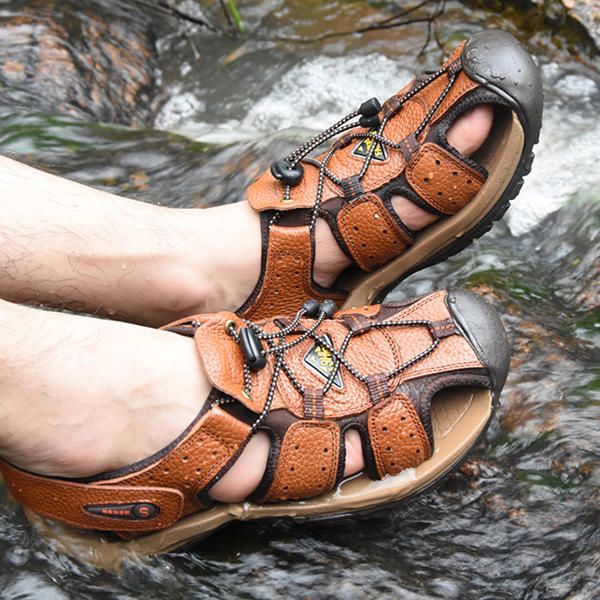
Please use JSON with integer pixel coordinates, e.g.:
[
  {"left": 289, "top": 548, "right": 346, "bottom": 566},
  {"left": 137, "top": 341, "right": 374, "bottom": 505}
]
[
  {"left": 237, "top": 221, "right": 345, "bottom": 321},
  {"left": 0, "top": 405, "right": 250, "bottom": 532}
]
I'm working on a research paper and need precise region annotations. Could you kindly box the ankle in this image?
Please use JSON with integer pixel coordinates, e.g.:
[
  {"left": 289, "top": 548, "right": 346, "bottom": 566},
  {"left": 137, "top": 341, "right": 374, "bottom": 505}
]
[{"left": 171, "top": 203, "right": 262, "bottom": 315}]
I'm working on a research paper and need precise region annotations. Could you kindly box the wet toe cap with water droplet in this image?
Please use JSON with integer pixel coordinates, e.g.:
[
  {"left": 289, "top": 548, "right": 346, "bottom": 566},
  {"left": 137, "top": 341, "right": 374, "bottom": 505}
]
[
  {"left": 446, "top": 289, "right": 511, "bottom": 394},
  {"left": 462, "top": 29, "right": 543, "bottom": 145}
]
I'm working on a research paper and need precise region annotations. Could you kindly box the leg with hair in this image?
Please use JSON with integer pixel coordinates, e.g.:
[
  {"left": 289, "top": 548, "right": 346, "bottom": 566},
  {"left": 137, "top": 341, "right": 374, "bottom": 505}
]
[
  {"left": 0, "top": 105, "right": 492, "bottom": 326},
  {"left": 0, "top": 299, "right": 364, "bottom": 501}
]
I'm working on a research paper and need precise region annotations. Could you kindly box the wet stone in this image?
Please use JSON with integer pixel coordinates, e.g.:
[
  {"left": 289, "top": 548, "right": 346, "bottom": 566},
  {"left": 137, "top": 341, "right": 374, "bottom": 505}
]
[{"left": 0, "top": 0, "right": 161, "bottom": 126}]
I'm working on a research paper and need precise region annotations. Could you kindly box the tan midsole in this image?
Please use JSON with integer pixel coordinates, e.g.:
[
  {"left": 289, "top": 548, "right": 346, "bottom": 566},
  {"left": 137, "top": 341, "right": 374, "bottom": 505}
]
[
  {"left": 24, "top": 386, "right": 492, "bottom": 568},
  {"left": 342, "top": 112, "right": 525, "bottom": 308}
]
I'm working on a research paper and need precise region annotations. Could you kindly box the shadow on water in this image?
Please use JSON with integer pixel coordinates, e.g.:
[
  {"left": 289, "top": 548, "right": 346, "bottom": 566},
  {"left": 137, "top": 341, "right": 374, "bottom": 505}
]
[{"left": 0, "top": 0, "right": 598, "bottom": 598}]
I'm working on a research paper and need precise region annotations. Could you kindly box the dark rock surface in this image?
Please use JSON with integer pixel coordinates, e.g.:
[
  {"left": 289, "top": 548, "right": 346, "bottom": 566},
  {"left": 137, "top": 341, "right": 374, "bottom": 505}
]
[{"left": 0, "top": 0, "right": 160, "bottom": 126}]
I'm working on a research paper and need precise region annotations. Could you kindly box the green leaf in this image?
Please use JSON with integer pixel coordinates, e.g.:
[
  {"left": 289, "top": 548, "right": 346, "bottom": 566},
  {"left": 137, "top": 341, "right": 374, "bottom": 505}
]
[{"left": 226, "top": 0, "right": 244, "bottom": 33}]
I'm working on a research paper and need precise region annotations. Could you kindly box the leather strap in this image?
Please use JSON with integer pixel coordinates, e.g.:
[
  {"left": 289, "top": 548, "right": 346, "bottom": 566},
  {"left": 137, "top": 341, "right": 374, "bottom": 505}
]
[
  {"left": 0, "top": 406, "right": 251, "bottom": 532},
  {"left": 337, "top": 194, "right": 413, "bottom": 272},
  {"left": 367, "top": 394, "right": 431, "bottom": 478},
  {"left": 406, "top": 143, "right": 486, "bottom": 215},
  {"left": 240, "top": 224, "right": 345, "bottom": 321},
  {"left": 261, "top": 420, "right": 340, "bottom": 503}
]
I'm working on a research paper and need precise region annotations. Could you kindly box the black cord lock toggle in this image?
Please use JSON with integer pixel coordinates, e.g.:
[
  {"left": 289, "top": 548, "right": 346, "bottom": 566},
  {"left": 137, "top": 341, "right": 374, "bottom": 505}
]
[
  {"left": 302, "top": 299, "right": 321, "bottom": 318},
  {"left": 239, "top": 327, "right": 266, "bottom": 371},
  {"left": 271, "top": 159, "right": 304, "bottom": 187},
  {"left": 320, "top": 299, "right": 338, "bottom": 319},
  {"left": 358, "top": 97, "right": 381, "bottom": 128}
]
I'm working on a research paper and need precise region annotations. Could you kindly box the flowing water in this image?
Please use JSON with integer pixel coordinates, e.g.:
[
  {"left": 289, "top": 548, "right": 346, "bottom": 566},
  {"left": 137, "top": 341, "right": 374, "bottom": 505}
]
[{"left": 0, "top": 1, "right": 598, "bottom": 598}]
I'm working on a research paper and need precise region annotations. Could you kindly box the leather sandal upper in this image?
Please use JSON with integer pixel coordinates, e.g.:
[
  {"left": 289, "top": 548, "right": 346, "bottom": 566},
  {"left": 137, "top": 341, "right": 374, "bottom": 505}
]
[
  {"left": 238, "top": 31, "right": 541, "bottom": 321},
  {"left": 0, "top": 291, "right": 507, "bottom": 534}
]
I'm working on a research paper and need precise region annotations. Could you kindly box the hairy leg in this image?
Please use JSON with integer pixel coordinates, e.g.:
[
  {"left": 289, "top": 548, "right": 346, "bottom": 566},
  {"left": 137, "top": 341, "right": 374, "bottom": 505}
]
[
  {"left": 0, "top": 300, "right": 364, "bottom": 501},
  {"left": 0, "top": 106, "right": 492, "bottom": 327}
]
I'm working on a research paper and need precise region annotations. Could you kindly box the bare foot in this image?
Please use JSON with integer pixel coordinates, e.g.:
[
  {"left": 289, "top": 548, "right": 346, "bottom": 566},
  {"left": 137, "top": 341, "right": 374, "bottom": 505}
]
[
  {"left": 0, "top": 298, "right": 364, "bottom": 503},
  {"left": 313, "top": 104, "right": 494, "bottom": 286},
  {"left": 178, "top": 105, "right": 494, "bottom": 310}
]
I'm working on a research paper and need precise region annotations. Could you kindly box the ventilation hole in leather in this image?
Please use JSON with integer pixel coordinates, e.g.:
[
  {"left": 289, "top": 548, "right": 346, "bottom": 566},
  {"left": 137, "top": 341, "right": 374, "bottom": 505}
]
[
  {"left": 212, "top": 450, "right": 218, "bottom": 457},
  {"left": 184, "top": 482, "right": 191, "bottom": 489},
  {"left": 435, "top": 159, "right": 441, "bottom": 166},
  {"left": 321, "top": 466, "right": 326, "bottom": 472},
  {"left": 400, "top": 416, "right": 406, "bottom": 421},
  {"left": 294, "top": 445, "right": 300, "bottom": 450},
  {"left": 452, "top": 171, "right": 458, "bottom": 176},
  {"left": 195, "top": 468, "right": 202, "bottom": 474},
  {"left": 368, "top": 255, "right": 374, "bottom": 260},
  {"left": 361, "top": 242, "right": 367, "bottom": 247},
  {"left": 409, "top": 433, "right": 414, "bottom": 438},
  {"left": 416, "top": 449, "right": 421, "bottom": 454},
  {"left": 323, "top": 447, "right": 329, "bottom": 453},
  {"left": 392, "top": 240, "right": 397, "bottom": 244},
  {"left": 424, "top": 177, "right": 430, "bottom": 182},
  {"left": 382, "top": 229, "right": 388, "bottom": 234},
  {"left": 382, "top": 426, "right": 388, "bottom": 432},
  {"left": 274, "top": 289, "right": 280, "bottom": 294},
  {"left": 290, "top": 466, "right": 295, "bottom": 472},
  {"left": 283, "top": 486, "right": 288, "bottom": 491},
  {"left": 163, "top": 468, "right": 170, "bottom": 475},
  {"left": 437, "top": 191, "right": 443, "bottom": 196},
  {"left": 386, "top": 446, "right": 392, "bottom": 452},
  {"left": 467, "top": 179, "right": 472, "bottom": 184},
  {"left": 182, "top": 456, "right": 188, "bottom": 463},
  {"left": 353, "top": 226, "right": 359, "bottom": 231},
  {"left": 391, "top": 461, "right": 396, "bottom": 467}
]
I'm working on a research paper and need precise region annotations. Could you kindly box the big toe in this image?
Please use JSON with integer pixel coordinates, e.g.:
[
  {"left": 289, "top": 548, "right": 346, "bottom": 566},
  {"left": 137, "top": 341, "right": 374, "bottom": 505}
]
[{"left": 447, "top": 104, "right": 494, "bottom": 157}]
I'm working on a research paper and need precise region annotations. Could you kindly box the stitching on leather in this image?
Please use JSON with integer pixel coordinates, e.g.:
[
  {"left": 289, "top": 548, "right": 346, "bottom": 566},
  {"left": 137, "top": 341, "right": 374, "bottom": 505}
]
[
  {"left": 266, "top": 422, "right": 338, "bottom": 499},
  {"left": 406, "top": 144, "right": 484, "bottom": 213},
  {"left": 339, "top": 196, "right": 407, "bottom": 270},
  {"left": 369, "top": 395, "right": 429, "bottom": 477},
  {"left": 400, "top": 396, "right": 431, "bottom": 458}
]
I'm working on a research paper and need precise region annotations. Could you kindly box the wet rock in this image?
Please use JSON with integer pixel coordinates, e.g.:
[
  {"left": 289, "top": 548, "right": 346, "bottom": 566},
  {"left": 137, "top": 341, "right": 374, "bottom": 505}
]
[
  {"left": 0, "top": 0, "right": 161, "bottom": 126},
  {"left": 563, "top": 0, "right": 600, "bottom": 50}
]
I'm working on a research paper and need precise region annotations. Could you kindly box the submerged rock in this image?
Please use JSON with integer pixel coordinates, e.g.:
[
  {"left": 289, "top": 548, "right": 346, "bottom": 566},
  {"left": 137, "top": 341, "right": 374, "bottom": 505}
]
[{"left": 0, "top": 0, "right": 160, "bottom": 126}]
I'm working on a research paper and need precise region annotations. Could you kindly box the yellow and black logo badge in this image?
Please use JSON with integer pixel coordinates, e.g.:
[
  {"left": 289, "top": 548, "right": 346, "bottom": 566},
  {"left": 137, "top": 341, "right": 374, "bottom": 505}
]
[
  {"left": 303, "top": 334, "right": 343, "bottom": 389},
  {"left": 352, "top": 130, "right": 387, "bottom": 162}
]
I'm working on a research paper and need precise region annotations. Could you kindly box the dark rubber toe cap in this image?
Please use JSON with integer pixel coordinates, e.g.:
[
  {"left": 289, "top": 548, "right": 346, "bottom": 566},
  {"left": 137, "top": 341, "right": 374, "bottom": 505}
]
[
  {"left": 462, "top": 29, "right": 543, "bottom": 146},
  {"left": 446, "top": 289, "right": 511, "bottom": 395}
]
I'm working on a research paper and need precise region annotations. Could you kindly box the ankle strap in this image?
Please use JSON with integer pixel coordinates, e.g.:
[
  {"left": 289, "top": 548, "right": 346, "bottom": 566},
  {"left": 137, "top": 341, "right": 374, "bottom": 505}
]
[{"left": 0, "top": 405, "right": 250, "bottom": 533}]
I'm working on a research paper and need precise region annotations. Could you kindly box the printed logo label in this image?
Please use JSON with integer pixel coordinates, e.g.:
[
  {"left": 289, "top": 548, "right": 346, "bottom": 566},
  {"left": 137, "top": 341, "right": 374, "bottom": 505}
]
[
  {"left": 84, "top": 502, "right": 160, "bottom": 520},
  {"left": 303, "top": 334, "right": 343, "bottom": 389},
  {"left": 352, "top": 130, "right": 387, "bottom": 161}
]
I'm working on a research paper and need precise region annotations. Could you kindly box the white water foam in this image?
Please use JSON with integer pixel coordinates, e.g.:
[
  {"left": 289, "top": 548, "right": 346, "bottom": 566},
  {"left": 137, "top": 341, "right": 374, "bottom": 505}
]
[{"left": 157, "top": 55, "right": 600, "bottom": 233}]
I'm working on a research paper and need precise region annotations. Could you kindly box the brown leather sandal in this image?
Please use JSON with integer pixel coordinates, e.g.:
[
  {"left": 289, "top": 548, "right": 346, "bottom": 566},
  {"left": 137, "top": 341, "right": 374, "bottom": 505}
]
[
  {"left": 1, "top": 290, "right": 509, "bottom": 561},
  {"left": 237, "top": 30, "right": 543, "bottom": 321}
]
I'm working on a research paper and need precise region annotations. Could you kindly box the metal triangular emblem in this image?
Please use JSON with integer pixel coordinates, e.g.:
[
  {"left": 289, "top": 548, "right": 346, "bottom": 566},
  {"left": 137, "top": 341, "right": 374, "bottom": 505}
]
[
  {"left": 352, "top": 130, "right": 387, "bottom": 161},
  {"left": 303, "top": 334, "right": 343, "bottom": 389}
]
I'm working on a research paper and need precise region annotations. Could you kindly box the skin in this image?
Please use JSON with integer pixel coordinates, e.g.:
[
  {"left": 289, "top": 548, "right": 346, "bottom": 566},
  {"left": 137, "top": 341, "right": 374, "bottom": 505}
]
[{"left": 0, "top": 105, "right": 493, "bottom": 502}]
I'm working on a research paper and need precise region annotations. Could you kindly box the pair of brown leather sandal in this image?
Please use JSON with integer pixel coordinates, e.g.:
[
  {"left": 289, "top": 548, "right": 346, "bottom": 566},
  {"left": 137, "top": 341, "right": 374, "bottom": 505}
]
[{"left": 0, "top": 30, "right": 542, "bottom": 560}]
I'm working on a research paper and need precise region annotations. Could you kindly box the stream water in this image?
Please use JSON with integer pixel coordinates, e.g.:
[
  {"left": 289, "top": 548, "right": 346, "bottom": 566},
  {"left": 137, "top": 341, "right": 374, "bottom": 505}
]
[{"left": 0, "top": 1, "right": 598, "bottom": 598}]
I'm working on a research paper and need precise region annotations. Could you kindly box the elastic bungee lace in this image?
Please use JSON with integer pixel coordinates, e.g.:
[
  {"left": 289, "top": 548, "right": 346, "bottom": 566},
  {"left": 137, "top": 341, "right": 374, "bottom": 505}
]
[
  {"left": 226, "top": 301, "right": 442, "bottom": 433},
  {"left": 271, "top": 60, "right": 460, "bottom": 232}
]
